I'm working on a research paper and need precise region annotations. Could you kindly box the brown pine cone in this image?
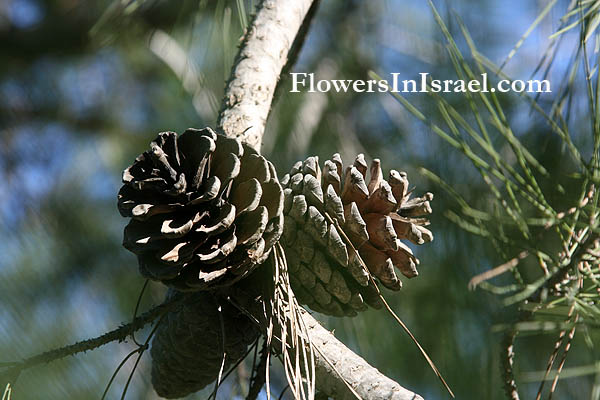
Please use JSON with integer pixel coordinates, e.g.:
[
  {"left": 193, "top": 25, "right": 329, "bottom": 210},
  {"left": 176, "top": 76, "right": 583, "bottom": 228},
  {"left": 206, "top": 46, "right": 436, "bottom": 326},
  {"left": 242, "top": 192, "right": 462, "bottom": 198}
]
[
  {"left": 118, "top": 128, "right": 284, "bottom": 291},
  {"left": 280, "top": 154, "right": 433, "bottom": 317},
  {"left": 150, "top": 289, "right": 260, "bottom": 399}
]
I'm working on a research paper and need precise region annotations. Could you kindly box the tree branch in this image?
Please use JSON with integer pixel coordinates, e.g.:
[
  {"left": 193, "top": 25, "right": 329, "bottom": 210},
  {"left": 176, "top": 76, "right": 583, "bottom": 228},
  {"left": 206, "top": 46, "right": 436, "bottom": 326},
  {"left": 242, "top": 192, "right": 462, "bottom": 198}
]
[
  {"left": 0, "top": 295, "right": 186, "bottom": 384},
  {"left": 217, "top": 0, "right": 314, "bottom": 150},
  {"left": 217, "top": 1, "right": 424, "bottom": 398},
  {"left": 302, "top": 310, "right": 423, "bottom": 400}
]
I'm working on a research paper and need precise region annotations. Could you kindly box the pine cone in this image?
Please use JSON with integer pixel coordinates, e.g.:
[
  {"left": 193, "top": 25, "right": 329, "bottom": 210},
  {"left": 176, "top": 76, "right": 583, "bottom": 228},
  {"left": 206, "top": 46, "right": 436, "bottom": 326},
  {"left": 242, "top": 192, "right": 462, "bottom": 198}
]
[
  {"left": 150, "top": 290, "right": 260, "bottom": 399},
  {"left": 280, "top": 154, "right": 433, "bottom": 317},
  {"left": 118, "top": 128, "right": 284, "bottom": 291}
]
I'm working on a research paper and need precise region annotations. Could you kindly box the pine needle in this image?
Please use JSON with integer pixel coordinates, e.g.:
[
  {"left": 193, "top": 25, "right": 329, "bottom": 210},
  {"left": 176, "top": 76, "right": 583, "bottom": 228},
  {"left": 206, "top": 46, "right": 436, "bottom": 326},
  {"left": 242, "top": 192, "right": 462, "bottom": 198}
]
[
  {"left": 130, "top": 279, "right": 149, "bottom": 347},
  {"left": 120, "top": 314, "right": 165, "bottom": 400},
  {"left": 469, "top": 251, "right": 530, "bottom": 290},
  {"left": 266, "top": 244, "right": 316, "bottom": 400},
  {"left": 210, "top": 304, "right": 228, "bottom": 400},
  {"left": 376, "top": 290, "right": 455, "bottom": 398},
  {"left": 2, "top": 384, "right": 11, "bottom": 400},
  {"left": 325, "top": 213, "right": 455, "bottom": 398},
  {"left": 101, "top": 347, "right": 145, "bottom": 400},
  {"left": 535, "top": 304, "right": 576, "bottom": 400},
  {"left": 499, "top": 0, "right": 558, "bottom": 71},
  {"left": 548, "top": 317, "right": 578, "bottom": 400}
]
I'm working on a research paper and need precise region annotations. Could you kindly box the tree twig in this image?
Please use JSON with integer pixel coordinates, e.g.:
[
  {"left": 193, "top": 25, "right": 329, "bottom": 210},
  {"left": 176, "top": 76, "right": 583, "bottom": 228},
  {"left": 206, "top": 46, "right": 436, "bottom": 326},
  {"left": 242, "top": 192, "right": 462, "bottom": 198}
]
[
  {"left": 502, "top": 330, "right": 520, "bottom": 400},
  {"left": 0, "top": 294, "right": 186, "bottom": 385}
]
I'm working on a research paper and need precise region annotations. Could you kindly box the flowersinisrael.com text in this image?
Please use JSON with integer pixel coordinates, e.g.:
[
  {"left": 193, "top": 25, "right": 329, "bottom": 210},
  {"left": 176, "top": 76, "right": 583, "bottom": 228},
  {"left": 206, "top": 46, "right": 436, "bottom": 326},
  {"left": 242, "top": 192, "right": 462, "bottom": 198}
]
[{"left": 289, "top": 72, "right": 551, "bottom": 94}]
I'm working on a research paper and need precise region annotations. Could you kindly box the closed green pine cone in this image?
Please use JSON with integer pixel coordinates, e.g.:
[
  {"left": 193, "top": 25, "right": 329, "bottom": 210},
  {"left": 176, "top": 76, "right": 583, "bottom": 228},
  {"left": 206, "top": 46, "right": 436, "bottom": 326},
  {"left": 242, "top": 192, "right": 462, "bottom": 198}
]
[{"left": 150, "top": 290, "right": 260, "bottom": 399}]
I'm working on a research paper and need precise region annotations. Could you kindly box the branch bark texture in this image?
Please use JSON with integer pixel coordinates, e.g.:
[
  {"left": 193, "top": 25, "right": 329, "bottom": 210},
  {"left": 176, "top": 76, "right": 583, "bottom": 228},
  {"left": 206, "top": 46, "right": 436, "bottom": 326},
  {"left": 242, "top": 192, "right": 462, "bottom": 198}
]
[
  {"left": 217, "top": 0, "right": 313, "bottom": 150},
  {"left": 217, "top": 1, "right": 424, "bottom": 399},
  {"left": 302, "top": 310, "right": 423, "bottom": 400}
]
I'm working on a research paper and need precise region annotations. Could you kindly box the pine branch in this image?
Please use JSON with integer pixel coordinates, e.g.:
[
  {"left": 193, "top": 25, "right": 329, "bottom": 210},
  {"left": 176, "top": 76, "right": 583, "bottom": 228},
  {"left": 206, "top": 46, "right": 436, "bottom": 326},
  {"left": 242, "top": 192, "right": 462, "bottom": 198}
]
[
  {"left": 217, "top": 0, "right": 315, "bottom": 150},
  {"left": 502, "top": 330, "right": 520, "bottom": 400},
  {"left": 301, "top": 310, "right": 423, "bottom": 400},
  {"left": 217, "top": 0, "right": 424, "bottom": 398},
  {"left": 0, "top": 294, "right": 186, "bottom": 385}
]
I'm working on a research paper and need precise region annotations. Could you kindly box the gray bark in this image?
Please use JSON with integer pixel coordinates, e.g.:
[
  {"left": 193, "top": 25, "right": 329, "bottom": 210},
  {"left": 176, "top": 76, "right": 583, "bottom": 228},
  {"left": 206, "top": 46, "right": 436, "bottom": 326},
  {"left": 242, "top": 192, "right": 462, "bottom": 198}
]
[
  {"left": 303, "top": 310, "right": 423, "bottom": 400},
  {"left": 217, "top": 0, "right": 313, "bottom": 151},
  {"left": 218, "top": 0, "right": 424, "bottom": 399}
]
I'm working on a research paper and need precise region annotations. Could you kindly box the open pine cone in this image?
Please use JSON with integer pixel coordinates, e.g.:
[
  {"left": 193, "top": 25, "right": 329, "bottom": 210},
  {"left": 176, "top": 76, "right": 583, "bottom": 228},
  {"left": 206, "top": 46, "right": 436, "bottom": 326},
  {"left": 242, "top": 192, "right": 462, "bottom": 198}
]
[
  {"left": 280, "top": 154, "right": 433, "bottom": 317},
  {"left": 118, "top": 128, "right": 284, "bottom": 291}
]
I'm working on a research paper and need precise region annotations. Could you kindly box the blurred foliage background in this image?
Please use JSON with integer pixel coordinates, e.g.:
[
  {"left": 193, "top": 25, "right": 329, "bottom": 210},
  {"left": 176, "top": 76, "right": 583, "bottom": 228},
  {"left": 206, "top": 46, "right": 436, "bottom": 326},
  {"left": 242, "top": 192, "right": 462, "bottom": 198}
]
[{"left": 1, "top": 0, "right": 597, "bottom": 399}]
